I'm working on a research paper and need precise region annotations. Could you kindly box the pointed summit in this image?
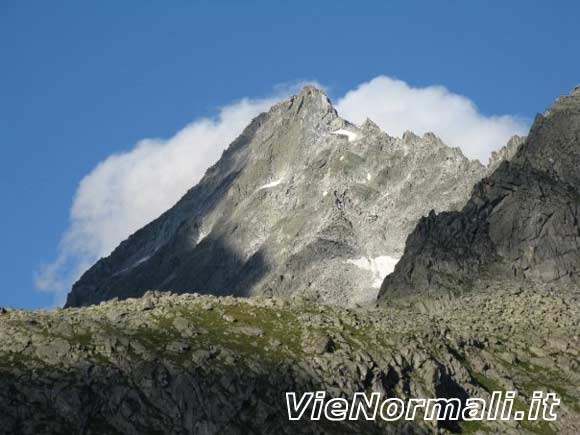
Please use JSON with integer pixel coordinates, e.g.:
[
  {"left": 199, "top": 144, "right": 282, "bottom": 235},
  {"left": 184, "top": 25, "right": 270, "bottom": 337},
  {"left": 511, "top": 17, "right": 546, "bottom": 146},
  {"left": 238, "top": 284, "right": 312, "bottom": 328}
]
[
  {"left": 402, "top": 130, "right": 420, "bottom": 144},
  {"left": 296, "top": 84, "right": 330, "bottom": 99},
  {"left": 360, "top": 118, "right": 381, "bottom": 133},
  {"left": 285, "top": 85, "right": 337, "bottom": 122}
]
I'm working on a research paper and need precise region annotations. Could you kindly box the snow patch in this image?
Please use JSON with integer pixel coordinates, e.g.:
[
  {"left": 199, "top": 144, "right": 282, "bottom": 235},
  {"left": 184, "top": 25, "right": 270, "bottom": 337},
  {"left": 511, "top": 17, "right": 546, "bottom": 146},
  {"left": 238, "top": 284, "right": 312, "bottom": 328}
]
[
  {"left": 113, "top": 255, "right": 151, "bottom": 276},
  {"left": 346, "top": 256, "right": 399, "bottom": 288},
  {"left": 257, "top": 178, "right": 283, "bottom": 190},
  {"left": 339, "top": 155, "right": 345, "bottom": 161},
  {"left": 367, "top": 173, "right": 372, "bottom": 181},
  {"left": 332, "top": 129, "right": 358, "bottom": 142},
  {"left": 197, "top": 228, "right": 210, "bottom": 243},
  {"left": 322, "top": 190, "right": 328, "bottom": 197},
  {"left": 133, "top": 255, "right": 151, "bottom": 267}
]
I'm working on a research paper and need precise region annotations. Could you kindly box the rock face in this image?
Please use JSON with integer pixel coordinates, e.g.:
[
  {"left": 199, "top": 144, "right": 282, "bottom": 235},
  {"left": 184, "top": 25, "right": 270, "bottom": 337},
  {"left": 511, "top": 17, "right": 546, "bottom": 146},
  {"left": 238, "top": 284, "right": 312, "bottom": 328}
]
[
  {"left": 487, "top": 135, "right": 526, "bottom": 173},
  {"left": 379, "top": 87, "right": 580, "bottom": 300},
  {"left": 2, "top": 286, "right": 579, "bottom": 434},
  {"left": 66, "top": 86, "right": 494, "bottom": 308}
]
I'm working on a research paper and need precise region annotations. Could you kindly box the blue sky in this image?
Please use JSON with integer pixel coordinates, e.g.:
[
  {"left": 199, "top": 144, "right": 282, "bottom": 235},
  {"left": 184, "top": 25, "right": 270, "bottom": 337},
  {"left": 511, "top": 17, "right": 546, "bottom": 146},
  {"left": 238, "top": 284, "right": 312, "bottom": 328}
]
[{"left": 1, "top": 1, "right": 579, "bottom": 309}]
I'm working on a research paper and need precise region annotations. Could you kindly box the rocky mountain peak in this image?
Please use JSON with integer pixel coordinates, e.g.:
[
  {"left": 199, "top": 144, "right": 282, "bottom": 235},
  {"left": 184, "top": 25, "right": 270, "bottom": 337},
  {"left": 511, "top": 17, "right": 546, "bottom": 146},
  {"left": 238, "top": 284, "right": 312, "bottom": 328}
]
[
  {"left": 296, "top": 84, "right": 331, "bottom": 101},
  {"left": 401, "top": 130, "right": 420, "bottom": 144},
  {"left": 421, "top": 131, "right": 441, "bottom": 143},
  {"left": 360, "top": 118, "right": 382, "bottom": 133},
  {"left": 283, "top": 85, "right": 337, "bottom": 123},
  {"left": 66, "top": 86, "right": 515, "bottom": 308}
]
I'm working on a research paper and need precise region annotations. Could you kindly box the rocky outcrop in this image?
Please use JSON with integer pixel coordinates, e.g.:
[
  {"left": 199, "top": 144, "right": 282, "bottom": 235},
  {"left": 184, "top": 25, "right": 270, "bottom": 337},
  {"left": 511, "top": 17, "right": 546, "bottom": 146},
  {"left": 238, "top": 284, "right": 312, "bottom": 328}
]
[
  {"left": 487, "top": 135, "right": 526, "bottom": 172},
  {"left": 379, "top": 87, "right": 580, "bottom": 301},
  {"left": 2, "top": 285, "right": 579, "bottom": 434},
  {"left": 66, "top": 86, "right": 497, "bottom": 308}
]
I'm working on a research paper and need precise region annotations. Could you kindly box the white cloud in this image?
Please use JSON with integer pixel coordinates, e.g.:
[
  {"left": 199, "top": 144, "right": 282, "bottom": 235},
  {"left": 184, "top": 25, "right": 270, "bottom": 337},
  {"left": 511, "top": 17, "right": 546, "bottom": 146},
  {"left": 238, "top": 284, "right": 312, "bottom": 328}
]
[
  {"left": 335, "top": 76, "right": 529, "bottom": 162},
  {"left": 36, "top": 76, "right": 528, "bottom": 305}
]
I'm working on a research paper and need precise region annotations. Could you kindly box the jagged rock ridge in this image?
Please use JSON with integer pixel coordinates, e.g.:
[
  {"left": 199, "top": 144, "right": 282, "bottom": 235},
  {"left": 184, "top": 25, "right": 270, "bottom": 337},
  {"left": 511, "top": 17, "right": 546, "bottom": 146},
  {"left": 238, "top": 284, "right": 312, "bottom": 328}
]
[
  {"left": 67, "top": 86, "right": 506, "bottom": 308},
  {"left": 380, "top": 86, "right": 580, "bottom": 300}
]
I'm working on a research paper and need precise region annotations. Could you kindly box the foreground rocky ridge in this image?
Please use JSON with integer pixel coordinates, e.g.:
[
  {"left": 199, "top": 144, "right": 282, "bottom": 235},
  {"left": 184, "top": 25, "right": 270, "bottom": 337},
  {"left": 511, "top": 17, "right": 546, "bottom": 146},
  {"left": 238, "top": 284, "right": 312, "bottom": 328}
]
[
  {"left": 380, "top": 87, "right": 580, "bottom": 300},
  {"left": 2, "top": 287, "right": 579, "bottom": 434},
  {"left": 67, "top": 86, "right": 510, "bottom": 308}
]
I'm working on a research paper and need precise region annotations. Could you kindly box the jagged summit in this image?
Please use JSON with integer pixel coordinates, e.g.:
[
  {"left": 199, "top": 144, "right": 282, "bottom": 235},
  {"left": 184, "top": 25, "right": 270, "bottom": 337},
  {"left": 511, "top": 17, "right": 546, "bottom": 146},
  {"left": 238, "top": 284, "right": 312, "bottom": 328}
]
[
  {"left": 379, "top": 87, "right": 580, "bottom": 301},
  {"left": 295, "top": 84, "right": 332, "bottom": 101},
  {"left": 487, "top": 134, "right": 526, "bottom": 172},
  {"left": 360, "top": 118, "right": 381, "bottom": 132},
  {"left": 66, "top": 87, "right": 512, "bottom": 308},
  {"left": 283, "top": 85, "right": 337, "bottom": 120}
]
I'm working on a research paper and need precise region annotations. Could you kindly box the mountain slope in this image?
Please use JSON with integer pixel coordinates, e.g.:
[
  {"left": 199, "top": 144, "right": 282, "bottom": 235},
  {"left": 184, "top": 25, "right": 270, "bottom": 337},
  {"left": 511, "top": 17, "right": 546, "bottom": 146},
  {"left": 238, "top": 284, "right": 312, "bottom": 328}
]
[
  {"left": 3, "top": 286, "right": 580, "bottom": 434},
  {"left": 379, "top": 86, "right": 580, "bottom": 301},
  {"left": 66, "top": 86, "right": 497, "bottom": 308}
]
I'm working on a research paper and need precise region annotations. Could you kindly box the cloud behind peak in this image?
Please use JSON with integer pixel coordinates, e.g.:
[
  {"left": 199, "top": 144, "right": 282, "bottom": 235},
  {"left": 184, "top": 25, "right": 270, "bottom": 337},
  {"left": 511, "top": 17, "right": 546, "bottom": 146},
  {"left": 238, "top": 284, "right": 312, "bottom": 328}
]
[
  {"left": 336, "top": 76, "right": 528, "bottom": 162},
  {"left": 36, "top": 77, "right": 529, "bottom": 305}
]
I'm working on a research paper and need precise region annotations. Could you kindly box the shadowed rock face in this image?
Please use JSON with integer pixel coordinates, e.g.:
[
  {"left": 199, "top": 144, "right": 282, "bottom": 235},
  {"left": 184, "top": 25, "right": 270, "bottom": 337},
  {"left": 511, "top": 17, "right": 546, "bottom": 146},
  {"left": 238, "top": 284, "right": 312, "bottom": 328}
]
[
  {"left": 379, "top": 87, "right": 580, "bottom": 301},
  {"left": 66, "top": 86, "right": 502, "bottom": 308}
]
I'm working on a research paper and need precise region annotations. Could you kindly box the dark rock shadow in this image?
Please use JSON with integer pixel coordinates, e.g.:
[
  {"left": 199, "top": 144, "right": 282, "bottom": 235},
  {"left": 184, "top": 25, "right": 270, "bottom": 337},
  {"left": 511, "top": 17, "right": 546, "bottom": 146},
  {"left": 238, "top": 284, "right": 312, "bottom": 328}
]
[
  {"left": 0, "top": 358, "right": 427, "bottom": 435},
  {"left": 66, "top": 114, "right": 272, "bottom": 308},
  {"left": 67, "top": 235, "right": 269, "bottom": 307}
]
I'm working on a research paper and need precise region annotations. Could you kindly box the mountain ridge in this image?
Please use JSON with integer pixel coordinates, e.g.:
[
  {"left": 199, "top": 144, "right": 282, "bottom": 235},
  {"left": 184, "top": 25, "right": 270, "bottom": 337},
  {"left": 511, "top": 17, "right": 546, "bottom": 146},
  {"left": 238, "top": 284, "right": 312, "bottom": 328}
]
[{"left": 66, "top": 86, "right": 516, "bottom": 308}]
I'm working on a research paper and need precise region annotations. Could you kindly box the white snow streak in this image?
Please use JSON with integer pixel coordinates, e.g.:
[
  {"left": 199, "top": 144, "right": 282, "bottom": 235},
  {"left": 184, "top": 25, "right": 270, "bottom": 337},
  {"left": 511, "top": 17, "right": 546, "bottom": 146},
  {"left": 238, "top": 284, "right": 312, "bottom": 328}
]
[
  {"left": 332, "top": 129, "right": 358, "bottom": 142},
  {"left": 347, "top": 255, "right": 399, "bottom": 288},
  {"left": 197, "top": 228, "right": 210, "bottom": 244},
  {"left": 257, "top": 178, "right": 283, "bottom": 190},
  {"left": 113, "top": 255, "right": 151, "bottom": 276}
]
